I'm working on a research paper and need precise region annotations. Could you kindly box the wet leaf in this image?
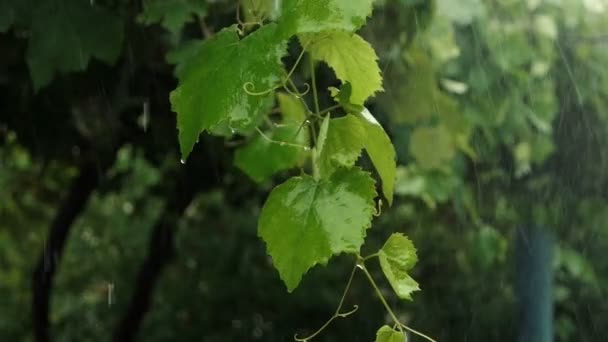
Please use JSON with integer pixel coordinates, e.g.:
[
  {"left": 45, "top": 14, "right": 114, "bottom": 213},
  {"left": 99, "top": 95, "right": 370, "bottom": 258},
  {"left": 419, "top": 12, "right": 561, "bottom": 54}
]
[
  {"left": 378, "top": 233, "right": 420, "bottom": 300},
  {"left": 171, "top": 24, "right": 287, "bottom": 159},
  {"left": 258, "top": 167, "right": 377, "bottom": 291},
  {"left": 318, "top": 115, "right": 366, "bottom": 178}
]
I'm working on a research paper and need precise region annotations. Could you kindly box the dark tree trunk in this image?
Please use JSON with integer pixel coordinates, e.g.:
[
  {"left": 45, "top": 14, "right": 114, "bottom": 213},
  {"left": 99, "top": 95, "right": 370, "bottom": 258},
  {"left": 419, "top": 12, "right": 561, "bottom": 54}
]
[{"left": 32, "top": 161, "right": 106, "bottom": 342}]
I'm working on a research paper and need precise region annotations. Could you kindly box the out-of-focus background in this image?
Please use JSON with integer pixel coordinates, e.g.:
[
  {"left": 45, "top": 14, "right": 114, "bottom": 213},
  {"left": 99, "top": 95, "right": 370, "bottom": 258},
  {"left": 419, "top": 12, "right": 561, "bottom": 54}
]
[{"left": 1, "top": 0, "right": 607, "bottom": 341}]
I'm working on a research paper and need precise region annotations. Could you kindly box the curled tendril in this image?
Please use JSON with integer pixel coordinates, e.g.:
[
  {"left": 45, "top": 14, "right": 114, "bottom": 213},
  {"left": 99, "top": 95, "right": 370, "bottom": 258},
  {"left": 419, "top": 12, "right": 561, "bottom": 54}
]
[
  {"left": 243, "top": 82, "right": 278, "bottom": 96},
  {"left": 255, "top": 127, "right": 310, "bottom": 150},
  {"left": 283, "top": 82, "right": 310, "bottom": 98},
  {"left": 374, "top": 198, "right": 383, "bottom": 217},
  {"left": 336, "top": 304, "right": 359, "bottom": 318}
]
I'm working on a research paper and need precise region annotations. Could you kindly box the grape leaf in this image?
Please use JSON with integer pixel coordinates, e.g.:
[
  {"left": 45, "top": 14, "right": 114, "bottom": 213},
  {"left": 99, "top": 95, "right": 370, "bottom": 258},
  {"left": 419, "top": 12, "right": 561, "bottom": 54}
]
[
  {"left": 234, "top": 93, "right": 309, "bottom": 182},
  {"left": 258, "top": 167, "right": 377, "bottom": 291},
  {"left": 318, "top": 115, "right": 366, "bottom": 178},
  {"left": 378, "top": 233, "right": 420, "bottom": 300},
  {"left": 375, "top": 325, "right": 405, "bottom": 342},
  {"left": 26, "top": 0, "right": 124, "bottom": 90},
  {"left": 356, "top": 108, "right": 396, "bottom": 205},
  {"left": 409, "top": 125, "right": 456, "bottom": 170},
  {"left": 300, "top": 31, "right": 383, "bottom": 105},
  {"left": 278, "top": 0, "right": 376, "bottom": 35},
  {"left": 170, "top": 24, "right": 287, "bottom": 160},
  {"left": 138, "top": 0, "right": 206, "bottom": 33}
]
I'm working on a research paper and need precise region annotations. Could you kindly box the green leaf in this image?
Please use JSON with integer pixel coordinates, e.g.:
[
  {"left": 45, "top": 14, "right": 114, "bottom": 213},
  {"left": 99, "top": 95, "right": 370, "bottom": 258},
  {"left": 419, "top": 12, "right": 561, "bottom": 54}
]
[
  {"left": 356, "top": 108, "right": 397, "bottom": 205},
  {"left": 375, "top": 325, "right": 406, "bottom": 342},
  {"left": 300, "top": 31, "right": 383, "bottom": 105},
  {"left": 258, "top": 167, "right": 377, "bottom": 291},
  {"left": 138, "top": 0, "right": 206, "bottom": 33},
  {"left": 170, "top": 24, "right": 287, "bottom": 160},
  {"left": 26, "top": 0, "right": 124, "bottom": 90},
  {"left": 409, "top": 125, "right": 456, "bottom": 170},
  {"left": 318, "top": 115, "right": 366, "bottom": 178},
  {"left": 278, "top": 0, "right": 376, "bottom": 36},
  {"left": 378, "top": 233, "right": 420, "bottom": 300},
  {"left": 234, "top": 93, "right": 309, "bottom": 182}
]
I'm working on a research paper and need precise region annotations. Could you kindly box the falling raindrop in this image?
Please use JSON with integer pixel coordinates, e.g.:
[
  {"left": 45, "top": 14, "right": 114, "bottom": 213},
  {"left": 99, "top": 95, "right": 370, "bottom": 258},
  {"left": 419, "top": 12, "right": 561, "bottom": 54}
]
[
  {"left": 107, "top": 282, "right": 114, "bottom": 307},
  {"left": 303, "top": 146, "right": 311, "bottom": 151}
]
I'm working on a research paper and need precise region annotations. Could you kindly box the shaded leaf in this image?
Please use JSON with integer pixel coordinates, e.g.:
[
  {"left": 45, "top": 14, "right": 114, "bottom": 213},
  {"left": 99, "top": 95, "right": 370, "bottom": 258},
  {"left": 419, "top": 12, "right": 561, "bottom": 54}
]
[
  {"left": 258, "top": 168, "right": 377, "bottom": 291},
  {"left": 234, "top": 93, "right": 309, "bottom": 182},
  {"left": 138, "top": 0, "right": 206, "bottom": 33},
  {"left": 26, "top": 0, "right": 124, "bottom": 90},
  {"left": 378, "top": 233, "right": 420, "bottom": 300}
]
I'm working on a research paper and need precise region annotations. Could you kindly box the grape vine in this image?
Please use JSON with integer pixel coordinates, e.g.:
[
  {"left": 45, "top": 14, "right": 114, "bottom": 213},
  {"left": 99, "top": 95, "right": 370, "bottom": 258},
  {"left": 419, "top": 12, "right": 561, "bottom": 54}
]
[{"left": 171, "top": 1, "right": 433, "bottom": 340}]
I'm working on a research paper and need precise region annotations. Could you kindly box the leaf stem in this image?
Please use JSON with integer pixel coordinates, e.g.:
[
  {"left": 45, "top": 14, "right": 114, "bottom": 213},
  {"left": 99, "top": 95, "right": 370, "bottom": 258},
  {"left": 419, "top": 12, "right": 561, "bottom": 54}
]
[
  {"left": 317, "top": 104, "right": 341, "bottom": 117},
  {"left": 310, "top": 57, "right": 321, "bottom": 115},
  {"left": 294, "top": 264, "right": 359, "bottom": 341},
  {"left": 357, "top": 259, "right": 403, "bottom": 329},
  {"left": 358, "top": 257, "right": 437, "bottom": 342}
]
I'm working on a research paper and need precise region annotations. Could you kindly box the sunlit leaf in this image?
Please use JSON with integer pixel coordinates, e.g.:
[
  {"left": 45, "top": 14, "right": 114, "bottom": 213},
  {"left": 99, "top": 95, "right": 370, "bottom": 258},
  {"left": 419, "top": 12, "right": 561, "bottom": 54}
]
[
  {"left": 258, "top": 167, "right": 377, "bottom": 291},
  {"left": 356, "top": 108, "right": 396, "bottom": 205},
  {"left": 378, "top": 233, "right": 420, "bottom": 300},
  {"left": 375, "top": 325, "right": 405, "bottom": 342},
  {"left": 278, "top": 0, "right": 376, "bottom": 35},
  {"left": 301, "top": 31, "right": 383, "bottom": 105}
]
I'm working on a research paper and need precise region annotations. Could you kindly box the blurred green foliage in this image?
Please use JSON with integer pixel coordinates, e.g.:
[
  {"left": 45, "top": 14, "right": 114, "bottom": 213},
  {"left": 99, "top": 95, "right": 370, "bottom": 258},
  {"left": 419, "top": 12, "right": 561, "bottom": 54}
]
[{"left": 1, "top": 0, "right": 607, "bottom": 341}]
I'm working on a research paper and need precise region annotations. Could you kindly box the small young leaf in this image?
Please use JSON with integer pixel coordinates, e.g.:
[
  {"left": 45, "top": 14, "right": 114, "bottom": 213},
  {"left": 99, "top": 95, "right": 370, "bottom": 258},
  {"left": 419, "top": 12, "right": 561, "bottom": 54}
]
[
  {"left": 258, "top": 168, "right": 377, "bottom": 291},
  {"left": 278, "top": 0, "right": 376, "bottom": 36},
  {"left": 300, "top": 31, "right": 383, "bottom": 105},
  {"left": 318, "top": 115, "right": 366, "bottom": 178},
  {"left": 234, "top": 94, "right": 309, "bottom": 182},
  {"left": 375, "top": 325, "right": 406, "bottom": 342},
  {"left": 171, "top": 24, "right": 287, "bottom": 160},
  {"left": 378, "top": 233, "right": 420, "bottom": 300},
  {"left": 356, "top": 108, "right": 397, "bottom": 205}
]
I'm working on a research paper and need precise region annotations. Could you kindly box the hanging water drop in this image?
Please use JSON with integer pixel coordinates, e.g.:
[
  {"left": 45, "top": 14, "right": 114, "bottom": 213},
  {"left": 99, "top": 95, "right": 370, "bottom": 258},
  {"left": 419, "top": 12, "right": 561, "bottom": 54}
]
[
  {"left": 180, "top": 159, "right": 186, "bottom": 165},
  {"left": 303, "top": 146, "right": 311, "bottom": 151},
  {"left": 279, "top": 142, "right": 286, "bottom": 146}
]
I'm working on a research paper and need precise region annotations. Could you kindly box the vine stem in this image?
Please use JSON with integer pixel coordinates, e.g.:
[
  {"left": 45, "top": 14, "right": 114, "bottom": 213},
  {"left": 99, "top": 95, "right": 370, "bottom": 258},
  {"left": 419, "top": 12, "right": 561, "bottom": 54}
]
[
  {"left": 294, "top": 265, "right": 359, "bottom": 341},
  {"left": 310, "top": 57, "right": 321, "bottom": 115},
  {"left": 358, "top": 258, "right": 437, "bottom": 342}
]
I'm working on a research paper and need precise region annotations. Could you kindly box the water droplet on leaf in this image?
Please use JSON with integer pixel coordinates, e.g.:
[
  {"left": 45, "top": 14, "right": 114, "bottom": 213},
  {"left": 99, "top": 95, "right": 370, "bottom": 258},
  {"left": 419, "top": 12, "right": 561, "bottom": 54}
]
[{"left": 180, "top": 159, "right": 186, "bottom": 164}]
